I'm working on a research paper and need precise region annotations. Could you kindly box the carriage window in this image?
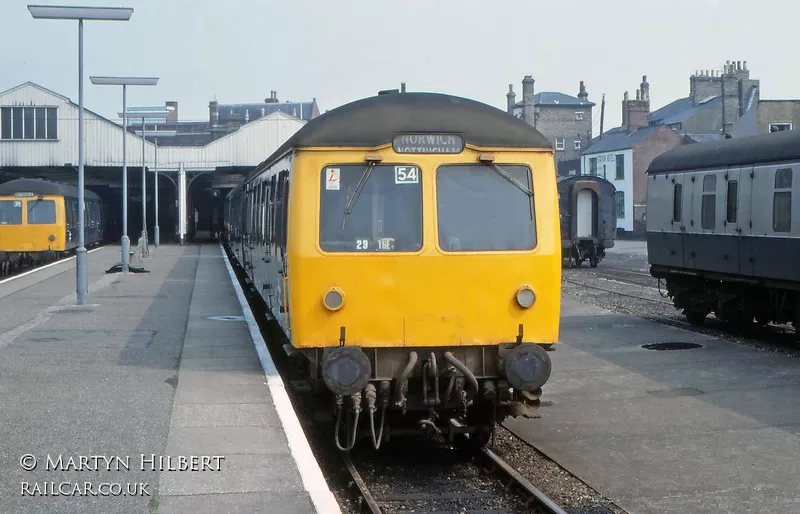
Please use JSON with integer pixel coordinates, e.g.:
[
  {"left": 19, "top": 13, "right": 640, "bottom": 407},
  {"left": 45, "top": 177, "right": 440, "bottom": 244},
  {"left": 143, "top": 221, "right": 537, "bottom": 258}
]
[
  {"left": 773, "top": 168, "right": 792, "bottom": 233},
  {"left": 0, "top": 200, "right": 22, "bottom": 225},
  {"left": 27, "top": 199, "right": 56, "bottom": 224},
  {"left": 320, "top": 165, "right": 422, "bottom": 252},
  {"left": 673, "top": 183, "right": 682, "bottom": 222},
  {"left": 701, "top": 175, "right": 716, "bottom": 230},
  {"left": 437, "top": 164, "right": 535, "bottom": 251},
  {"left": 726, "top": 180, "right": 738, "bottom": 223}
]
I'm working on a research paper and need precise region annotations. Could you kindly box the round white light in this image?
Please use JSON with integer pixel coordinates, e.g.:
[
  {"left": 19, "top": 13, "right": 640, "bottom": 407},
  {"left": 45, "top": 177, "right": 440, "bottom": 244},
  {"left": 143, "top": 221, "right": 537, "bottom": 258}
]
[
  {"left": 323, "top": 288, "right": 344, "bottom": 311},
  {"left": 516, "top": 287, "right": 535, "bottom": 308}
]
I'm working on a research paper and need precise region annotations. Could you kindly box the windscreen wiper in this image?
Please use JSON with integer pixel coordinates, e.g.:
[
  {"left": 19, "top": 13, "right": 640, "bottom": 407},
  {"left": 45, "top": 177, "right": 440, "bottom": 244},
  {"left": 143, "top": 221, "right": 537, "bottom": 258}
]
[
  {"left": 481, "top": 162, "right": 532, "bottom": 197},
  {"left": 480, "top": 161, "right": 534, "bottom": 220},
  {"left": 341, "top": 162, "right": 377, "bottom": 237}
]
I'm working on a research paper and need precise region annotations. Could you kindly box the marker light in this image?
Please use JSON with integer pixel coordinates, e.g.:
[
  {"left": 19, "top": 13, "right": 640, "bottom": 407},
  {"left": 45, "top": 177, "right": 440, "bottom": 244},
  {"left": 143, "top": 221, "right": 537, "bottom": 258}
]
[
  {"left": 515, "top": 285, "right": 536, "bottom": 308},
  {"left": 323, "top": 287, "right": 345, "bottom": 311}
]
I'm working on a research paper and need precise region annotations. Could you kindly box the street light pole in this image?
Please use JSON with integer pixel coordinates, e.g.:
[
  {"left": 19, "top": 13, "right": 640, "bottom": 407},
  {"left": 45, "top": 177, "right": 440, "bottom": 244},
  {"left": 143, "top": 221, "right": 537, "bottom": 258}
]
[
  {"left": 77, "top": 18, "right": 86, "bottom": 299},
  {"left": 90, "top": 76, "right": 159, "bottom": 271},
  {"left": 29, "top": 4, "right": 133, "bottom": 303},
  {"left": 141, "top": 115, "right": 147, "bottom": 255},
  {"left": 121, "top": 84, "right": 128, "bottom": 270},
  {"left": 154, "top": 137, "right": 159, "bottom": 247}
]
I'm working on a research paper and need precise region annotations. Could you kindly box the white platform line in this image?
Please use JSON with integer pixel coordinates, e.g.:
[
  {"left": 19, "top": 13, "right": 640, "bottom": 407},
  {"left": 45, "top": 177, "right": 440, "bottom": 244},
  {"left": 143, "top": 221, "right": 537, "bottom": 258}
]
[
  {"left": 219, "top": 243, "right": 341, "bottom": 514},
  {"left": 0, "top": 246, "right": 107, "bottom": 286}
]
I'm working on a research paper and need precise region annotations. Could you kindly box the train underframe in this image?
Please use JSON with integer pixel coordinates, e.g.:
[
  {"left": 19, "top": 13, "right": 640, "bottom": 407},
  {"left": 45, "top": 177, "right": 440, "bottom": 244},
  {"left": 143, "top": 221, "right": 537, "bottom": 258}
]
[
  {"left": 293, "top": 343, "right": 552, "bottom": 451},
  {"left": 654, "top": 268, "right": 800, "bottom": 336},
  {"left": 0, "top": 249, "right": 62, "bottom": 277},
  {"left": 564, "top": 239, "right": 605, "bottom": 268}
]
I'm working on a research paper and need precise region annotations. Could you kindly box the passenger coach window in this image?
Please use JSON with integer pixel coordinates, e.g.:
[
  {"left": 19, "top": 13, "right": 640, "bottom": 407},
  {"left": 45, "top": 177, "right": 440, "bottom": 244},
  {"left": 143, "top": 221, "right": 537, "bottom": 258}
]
[
  {"left": 436, "top": 164, "right": 535, "bottom": 251},
  {"left": 701, "top": 175, "right": 716, "bottom": 230},
  {"left": 726, "top": 180, "right": 738, "bottom": 223},
  {"left": 0, "top": 200, "right": 22, "bottom": 225},
  {"left": 673, "top": 183, "right": 682, "bottom": 222},
  {"left": 773, "top": 168, "right": 792, "bottom": 233},
  {"left": 27, "top": 199, "right": 56, "bottom": 224},
  {"left": 319, "top": 165, "right": 422, "bottom": 252}
]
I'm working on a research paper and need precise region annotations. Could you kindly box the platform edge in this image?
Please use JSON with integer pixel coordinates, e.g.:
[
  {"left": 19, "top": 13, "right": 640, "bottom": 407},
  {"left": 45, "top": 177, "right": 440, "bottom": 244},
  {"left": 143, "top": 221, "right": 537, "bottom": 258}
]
[{"left": 219, "top": 242, "right": 342, "bottom": 514}]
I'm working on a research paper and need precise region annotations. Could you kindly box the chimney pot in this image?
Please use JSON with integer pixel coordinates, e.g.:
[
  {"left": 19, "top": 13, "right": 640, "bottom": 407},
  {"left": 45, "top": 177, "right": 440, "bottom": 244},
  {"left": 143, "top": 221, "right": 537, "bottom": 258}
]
[
  {"left": 737, "top": 60, "right": 742, "bottom": 70},
  {"left": 743, "top": 60, "right": 748, "bottom": 70}
]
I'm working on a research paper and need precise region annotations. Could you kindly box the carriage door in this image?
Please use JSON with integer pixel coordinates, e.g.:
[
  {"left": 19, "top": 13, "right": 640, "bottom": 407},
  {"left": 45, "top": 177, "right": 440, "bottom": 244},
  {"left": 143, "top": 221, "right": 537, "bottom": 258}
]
[
  {"left": 720, "top": 166, "right": 741, "bottom": 274},
  {"left": 576, "top": 188, "right": 595, "bottom": 238}
]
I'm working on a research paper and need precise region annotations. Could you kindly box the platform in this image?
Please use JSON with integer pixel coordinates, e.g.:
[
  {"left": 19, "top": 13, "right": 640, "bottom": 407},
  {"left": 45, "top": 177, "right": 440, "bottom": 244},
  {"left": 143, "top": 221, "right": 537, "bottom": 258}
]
[
  {"left": 0, "top": 243, "right": 339, "bottom": 513},
  {"left": 506, "top": 297, "right": 800, "bottom": 514}
]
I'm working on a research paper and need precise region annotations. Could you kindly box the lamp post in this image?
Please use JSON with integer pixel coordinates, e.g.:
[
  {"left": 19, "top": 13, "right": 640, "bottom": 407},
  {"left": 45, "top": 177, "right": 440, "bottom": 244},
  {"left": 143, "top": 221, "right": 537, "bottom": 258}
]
[
  {"left": 28, "top": 4, "right": 133, "bottom": 305},
  {"left": 139, "top": 129, "right": 176, "bottom": 248},
  {"left": 119, "top": 106, "right": 169, "bottom": 255},
  {"left": 89, "top": 76, "right": 158, "bottom": 272}
]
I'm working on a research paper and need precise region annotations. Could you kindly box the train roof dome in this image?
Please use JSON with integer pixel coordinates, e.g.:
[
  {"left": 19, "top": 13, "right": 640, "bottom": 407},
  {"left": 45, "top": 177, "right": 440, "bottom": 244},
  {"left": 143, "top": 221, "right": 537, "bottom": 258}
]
[
  {"left": 648, "top": 129, "right": 800, "bottom": 174},
  {"left": 0, "top": 178, "right": 101, "bottom": 200},
  {"left": 252, "top": 92, "right": 552, "bottom": 173}
]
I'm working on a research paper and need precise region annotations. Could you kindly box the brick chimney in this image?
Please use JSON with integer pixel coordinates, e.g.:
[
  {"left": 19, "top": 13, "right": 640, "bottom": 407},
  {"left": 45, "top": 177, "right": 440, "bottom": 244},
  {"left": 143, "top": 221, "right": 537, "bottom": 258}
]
[
  {"left": 622, "top": 75, "right": 650, "bottom": 134},
  {"left": 578, "top": 80, "right": 588, "bottom": 102},
  {"left": 265, "top": 91, "right": 279, "bottom": 104},
  {"left": 522, "top": 75, "right": 535, "bottom": 125},
  {"left": 507, "top": 84, "right": 516, "bottom": 115},
  {"left": 208, "top": 100, "right": 219, "bottom": 124},
  {"left": 166, "top": 101, "right": 178, "bottom": 123}
]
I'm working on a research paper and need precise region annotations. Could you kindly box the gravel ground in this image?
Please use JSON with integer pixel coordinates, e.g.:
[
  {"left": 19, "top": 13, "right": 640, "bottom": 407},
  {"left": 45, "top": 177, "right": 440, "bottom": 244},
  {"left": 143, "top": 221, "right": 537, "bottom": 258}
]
[
  {"left": 491, "top": 425, "right": 624, "bottom": 514},
  {"left": 564, "top": 246, "right": 800, "bottom": 359}
]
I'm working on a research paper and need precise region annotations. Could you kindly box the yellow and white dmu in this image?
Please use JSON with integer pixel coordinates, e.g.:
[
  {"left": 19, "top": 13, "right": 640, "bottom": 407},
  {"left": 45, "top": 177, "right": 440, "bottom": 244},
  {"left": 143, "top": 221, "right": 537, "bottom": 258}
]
[{"left": 225, "top": 91, "right": 561, "bottom": 450}]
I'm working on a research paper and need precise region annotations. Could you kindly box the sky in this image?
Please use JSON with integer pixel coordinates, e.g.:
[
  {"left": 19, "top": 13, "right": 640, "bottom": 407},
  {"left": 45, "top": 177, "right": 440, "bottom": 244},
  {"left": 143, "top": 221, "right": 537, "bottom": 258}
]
[{"left": 3, "top": 0, "right": 800, "bottom": 137}]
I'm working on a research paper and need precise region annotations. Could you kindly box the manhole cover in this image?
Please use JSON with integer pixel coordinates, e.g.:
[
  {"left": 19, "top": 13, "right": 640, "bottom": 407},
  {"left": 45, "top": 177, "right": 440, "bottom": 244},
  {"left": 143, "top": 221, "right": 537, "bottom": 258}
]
[
  {"left": 642, "top": 342, "right": 703, "bottom": 351},
  {"left": 206, "top": 315, "right": 245, "bottom": 322}
]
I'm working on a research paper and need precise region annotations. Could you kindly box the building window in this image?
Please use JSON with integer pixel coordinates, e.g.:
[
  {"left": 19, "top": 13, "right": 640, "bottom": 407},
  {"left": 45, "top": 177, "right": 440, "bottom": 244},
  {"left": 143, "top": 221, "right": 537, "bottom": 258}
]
[
  {"left": 615, "top": 191, "right": 625, "bottom": 218},
  {"left": 615, "top": 154, "right": 625, "bottom": 180},
  {"left": 773, "top": 168, "right": 792, "bottom": 232},
  {"left": 574, "top": 140, "right": 581, "bottom": 150},
  {"left": 555, "top": 138, "right": 565, "bottom": 151},
  {"left": 701, "top": 174, "right": 716, "bottom": 230},
  {"left": 769, "top": 122, "right": 792, "bottom": 132},
  {"left": 726, "top": 180, "right": 738, "bottom": 223},
  {"left": 0, "top": 106, "right": 57, "bottom": 140},
  {"left": 673, "top": 183, "right": 682, "bottom": 223},
  {"left": 588, "top": 157, "right": 597, "bottom": 176},
  {"left": 575, "top": 112, "right": 584, "bottom": 121}
]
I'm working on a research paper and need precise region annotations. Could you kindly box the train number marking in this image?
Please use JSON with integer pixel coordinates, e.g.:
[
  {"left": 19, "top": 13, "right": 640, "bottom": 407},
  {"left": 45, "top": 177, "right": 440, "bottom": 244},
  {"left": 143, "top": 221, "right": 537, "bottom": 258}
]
[
  {"left": 14, "top": 201, "right": 21, "bottom": 207},
  {"left": 326, "top": 168, "right": 340, "bottom": 190},
  {"left": 356, "top": 239, "right": 369, "bottom": 250},
  {"left": 395, "top": 166, "right": 419, "bottom": 184}
]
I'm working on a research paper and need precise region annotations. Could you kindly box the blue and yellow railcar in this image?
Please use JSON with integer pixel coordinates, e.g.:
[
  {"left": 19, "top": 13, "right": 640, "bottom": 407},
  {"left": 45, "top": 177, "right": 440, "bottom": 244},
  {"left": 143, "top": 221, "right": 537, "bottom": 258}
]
[
  {"left": 225, "top": 92, "right": 561, "bottom": 449},
  {"left": 0, "top": 178, "right": 104, "bottom": 275}
]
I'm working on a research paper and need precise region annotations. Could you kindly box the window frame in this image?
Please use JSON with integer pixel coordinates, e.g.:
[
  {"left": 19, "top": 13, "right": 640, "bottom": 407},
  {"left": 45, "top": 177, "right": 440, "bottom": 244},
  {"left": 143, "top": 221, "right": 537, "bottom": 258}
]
[
  {"left": 317, "top": 163, "right": 425, "bottom": 254},
  {"left": 574, "top": 140, "right": 581, "bottom": 150},
  {"left": 769, "top": 122, "right": 793, "bottom": 132},
  {"left": 575, "top": 112, "right": 584, "bottom": 121},
  {"left": 615, "top": 190, "right": 625, "bottom": 219},
  {"left": 673, "top": 183, "right": 682, "bottom": 223},
  {"left": 0, "top": 106, "right": 59, "bottom": 141},
  {"left": 701, "top": 174, "right": 717, "bottom": 230},
  {"left": 615, "top": 154, "right": 625, "bottom": 180},
  {"left": 555, "top": 138, "right": 565, "bottom": 151},
  {"left": 773, "top": 168, "right": 792, "bottom": 233},
  {"left": 435, "top": 163, "right": 537, "bottom": 254},
  {"left": 26, "top": 199, "right": 57, "bottom": 225},
  {"left": 588, "top": 157, "right": 597, "bottom": 176},
  {"left": 726, "top": 180, "right": 738, "bottom": 224}
]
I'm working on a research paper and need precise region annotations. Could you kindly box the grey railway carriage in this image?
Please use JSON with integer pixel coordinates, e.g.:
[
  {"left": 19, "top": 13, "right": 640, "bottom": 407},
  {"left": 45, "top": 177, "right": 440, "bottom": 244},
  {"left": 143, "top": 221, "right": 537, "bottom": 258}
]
[
  {"left": 557, "top": 175, "right": 617, "bottom": 267},
  {"left": 646, "top": 129, "right": 800, "bottom": 332}
]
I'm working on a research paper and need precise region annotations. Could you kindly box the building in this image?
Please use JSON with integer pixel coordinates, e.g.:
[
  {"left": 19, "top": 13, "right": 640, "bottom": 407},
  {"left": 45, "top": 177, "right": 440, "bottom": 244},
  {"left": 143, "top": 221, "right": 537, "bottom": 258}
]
[
  {"left": 506, "top": 76, "right": 594, "bottom": 174},
  {"left": 127, "top": 90, "right": 320, "bottom": 146},
  {"left": 649, "top": 61, "right": 759, "bottom": 142},
  {"left": 581, "top": 76, "right": 685, "bottom": 234},
  {"left": 0, "top": 81, "right": 308, "bottom": 241}
]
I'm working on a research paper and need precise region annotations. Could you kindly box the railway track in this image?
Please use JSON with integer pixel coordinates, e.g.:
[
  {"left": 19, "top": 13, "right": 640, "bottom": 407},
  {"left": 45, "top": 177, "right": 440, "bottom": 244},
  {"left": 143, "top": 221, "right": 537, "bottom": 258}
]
[
  {"left": 563, "top": 264, "right": 800, "bottom": 348},
  {"left": 341, "top": 442, "right": 567, "bottom": 514}
]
